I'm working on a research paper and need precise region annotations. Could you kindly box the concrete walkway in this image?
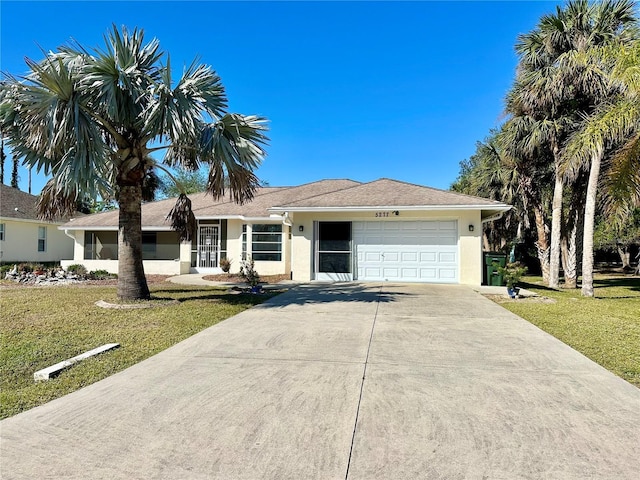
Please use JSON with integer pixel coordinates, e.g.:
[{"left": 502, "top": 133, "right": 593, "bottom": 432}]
[{"left": 1, "top": 283, "right": 639, "bottom": 479}]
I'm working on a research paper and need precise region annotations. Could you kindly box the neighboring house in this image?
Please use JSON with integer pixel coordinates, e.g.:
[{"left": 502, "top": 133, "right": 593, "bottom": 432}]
[
  {"left": 59, "top": 178, "right": 510, "bottom": 285},
  {"left": 0, "top": 184, "right": 75, "bottom": 264}
]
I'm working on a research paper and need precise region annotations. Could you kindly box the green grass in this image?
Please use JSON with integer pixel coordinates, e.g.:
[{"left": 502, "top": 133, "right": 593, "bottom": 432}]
[
  {"left": 496, "top": 274, "right": 640, "bottom": 387},
  {"left": 0, "top": 284, "right": 281, "bottom": 419}
]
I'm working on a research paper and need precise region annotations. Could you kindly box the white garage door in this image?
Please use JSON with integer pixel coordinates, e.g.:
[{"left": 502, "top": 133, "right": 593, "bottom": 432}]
[{"left": 353, "top": 221, "right": 458, "bottom": 283}]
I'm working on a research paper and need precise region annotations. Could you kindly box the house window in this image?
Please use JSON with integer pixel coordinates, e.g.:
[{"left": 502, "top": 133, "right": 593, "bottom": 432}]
[
  {"left": 142, "top": 232, "right": 157, "bottom": 259},
  {"left": 251, "top": 224, "right": 282, "bottom": 261},
  {"left": 0, "top": 223, "right": 4, "bottom": 241},
  {"left": 242, "top": 224, "right": 248, "bottom": 261},
  {"left": 38, "top": 226, "right": 47, "bottom": 252}
]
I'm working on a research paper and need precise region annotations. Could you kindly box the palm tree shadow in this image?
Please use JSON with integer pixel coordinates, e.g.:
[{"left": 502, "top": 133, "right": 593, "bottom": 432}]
[{"left": 257, "top": 283, "right": 406, "bottom": 308}]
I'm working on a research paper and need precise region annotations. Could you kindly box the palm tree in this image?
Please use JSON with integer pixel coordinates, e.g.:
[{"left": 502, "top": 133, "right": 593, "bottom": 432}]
[
  {"left": 511, "top": 0, "right": 637, "bottom": 289},
  {"left": 498, "top": 115, "right": 555, "bottom": 282},
  {"left": 451, "top": 133, "right": 523, "bottom": 252},
  {"left": 0, "top": 26, "right": 268, "bottom": 300},
  {"left": 563, "top": 40, "right": 640, "bottom": 296},
  {"left": 0, "top": 133, "right": 5, "bottom": 184}
]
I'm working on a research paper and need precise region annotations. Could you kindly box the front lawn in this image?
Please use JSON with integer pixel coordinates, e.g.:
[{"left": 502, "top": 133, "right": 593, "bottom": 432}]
[
  {"left": 494, "top": 274, "right": 640, "bottom": 387},
  {"left": 0, "top": 282, "right": 281, "bottom": 419}
]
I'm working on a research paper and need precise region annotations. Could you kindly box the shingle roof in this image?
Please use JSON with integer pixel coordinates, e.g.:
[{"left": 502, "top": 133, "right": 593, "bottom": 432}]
[
  {"left": 0, "top": 184, "right": 38, "bottom": 220},
  {"left": 60, "top": 178, "right": 510, "bottom": 229},
  {"left": 61, "top": 179, "right": 362, "bottom": 229},
  {"left": 270, "top": 178, "right": 508, "bottom": 209},
  {"left": 0, "top": 184, "right": 75, "bottom": 223}
]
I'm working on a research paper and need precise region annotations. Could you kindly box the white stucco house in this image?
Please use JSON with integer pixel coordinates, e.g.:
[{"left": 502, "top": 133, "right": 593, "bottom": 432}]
[
  {"left": 0, "top": 184, "right": 75, "bottom": 264},
  {"left": 58, "top": 178, "right": 510, "bottom": 285}
]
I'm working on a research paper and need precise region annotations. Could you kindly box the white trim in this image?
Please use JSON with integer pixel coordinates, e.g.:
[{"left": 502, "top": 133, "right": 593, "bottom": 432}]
[
  {"left": 58, "top": 226, "right": 176, "bottom": 232},
  {"left": 1, "top": 216, "right": 65, "bottom": 226},
  {"left": 194, "top": 215, "right": 277, "bottom": 221},
  {"left": 269, "top": 204, "right": 511, "bottom": 213}
]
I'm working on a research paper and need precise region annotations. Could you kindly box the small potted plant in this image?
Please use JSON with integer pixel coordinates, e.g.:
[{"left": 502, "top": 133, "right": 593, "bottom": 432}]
[{"left": 497, "top": 262, "right": 527, "bottom": 299}]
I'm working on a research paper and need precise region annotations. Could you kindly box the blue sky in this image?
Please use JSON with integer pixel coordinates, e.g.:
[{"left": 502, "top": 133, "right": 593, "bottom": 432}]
[{"left": 1, "top": 0, "right": 557, "bottom": 195}]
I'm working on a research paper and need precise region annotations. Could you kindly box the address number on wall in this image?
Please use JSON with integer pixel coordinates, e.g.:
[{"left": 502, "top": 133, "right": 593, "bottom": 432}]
[{"left": 375, "top": 211, "right": 400, "bottom": 218}]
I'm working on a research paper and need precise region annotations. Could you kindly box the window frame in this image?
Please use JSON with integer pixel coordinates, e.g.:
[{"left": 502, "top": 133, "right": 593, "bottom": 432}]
[
  {"left": 250, "top": 224, "right": 282, "bottom": 262},
  {"left": 0, "top": 223, "right": 5, "bottom": 241},
  {"left": 37, "top": 226, "right": 47, "bottom": 252}
]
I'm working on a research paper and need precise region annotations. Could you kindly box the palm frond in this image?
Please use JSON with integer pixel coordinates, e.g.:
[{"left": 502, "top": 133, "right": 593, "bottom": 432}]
[
  {"left": 166, "top": 193, "right": 196, "bottom": 241},
  {"left": 602, "top": 132, "right": 640, "bottom": 220},
  {"left": 36, "top": 178, "right": 79, "bottom": 220}
]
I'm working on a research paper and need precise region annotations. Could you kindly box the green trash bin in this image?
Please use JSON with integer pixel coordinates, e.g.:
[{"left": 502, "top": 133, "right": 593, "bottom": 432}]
[{"left": 484, "top": 253, "right": 507, "bottom": 286}]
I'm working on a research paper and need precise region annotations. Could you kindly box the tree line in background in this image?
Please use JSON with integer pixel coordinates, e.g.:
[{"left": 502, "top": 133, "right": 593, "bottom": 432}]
[{"left": 452, "top": 0, "right": 640, "bottom": 296}]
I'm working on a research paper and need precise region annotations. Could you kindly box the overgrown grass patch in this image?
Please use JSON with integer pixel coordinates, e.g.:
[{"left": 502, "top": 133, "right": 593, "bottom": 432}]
[
  {"left": 0, "top": 283, "right": 281, "bottom": 419},
  {"left": 495, "top": 275, "right": 640, "bottom": 387}
]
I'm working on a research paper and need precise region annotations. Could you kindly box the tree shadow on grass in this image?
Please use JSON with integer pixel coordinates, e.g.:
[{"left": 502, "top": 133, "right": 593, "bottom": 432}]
[{"left": 593, "top": 276, "right": 640, "bottom": 298}]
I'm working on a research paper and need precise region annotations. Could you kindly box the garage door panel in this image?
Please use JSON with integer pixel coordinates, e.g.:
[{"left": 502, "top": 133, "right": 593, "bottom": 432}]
[
  {"left": 364, "top": 251, "right": 382, "bottom": 262},
  {"left": 419, "top": 268, "right": 438, "bottom": 279},
  {"left": 383, "top": 252, "right": 399, "bottom": 262},
  {"left": 439, "top": 268, "right": 457, "bottom": 279},
  {"left": 401, "top": 252, "right": 418, "bottom": 262},
  {"left": 420, "top": 251, "right": 437, "bottom": 262},
  {"left": 354, "top": 221, "right": 458, "bottom": 283},
  {"left": 400, "top": 268, "right": 419, "bottom": 279},
  {"left": 439, "top": 252, "right": 457, "bottom": 263}
]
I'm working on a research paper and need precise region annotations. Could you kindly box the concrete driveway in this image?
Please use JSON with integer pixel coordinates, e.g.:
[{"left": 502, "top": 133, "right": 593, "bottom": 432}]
[{"left": 1, "top": 283, "right": 639, "bottom": 479}]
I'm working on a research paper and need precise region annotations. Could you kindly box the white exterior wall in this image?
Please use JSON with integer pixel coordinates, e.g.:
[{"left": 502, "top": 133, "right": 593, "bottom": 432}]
[
  {"left": 288, "top": 210, "right": 483, "bottom": 285},
  {"left": 0, "top": 218, "right": 74, "bottom": 263},
  {"left": 225, "top": 220, "right": 244, "bottom": 273}
]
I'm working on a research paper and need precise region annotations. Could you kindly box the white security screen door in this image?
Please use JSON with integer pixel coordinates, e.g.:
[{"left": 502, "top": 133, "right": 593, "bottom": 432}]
[{"left": 198, "top": 226, "right": 219, "bottom": 268}]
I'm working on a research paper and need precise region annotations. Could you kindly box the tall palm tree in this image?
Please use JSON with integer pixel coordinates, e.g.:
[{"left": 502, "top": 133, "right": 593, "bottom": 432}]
[
  {"left": 563, "top": 40, "right": 640, "bottom": 296},
  {"left": 0, "top": 26, "right": 268, "bottom": 300},
  {"left": 498, "top": 115, "right": 555, "bottom": 282},
  {"left": 0, "top": 133, "right": 5, "bottom": 184},
  {"left": 511, "top": 0, "right": 637, "bottom": 289}
]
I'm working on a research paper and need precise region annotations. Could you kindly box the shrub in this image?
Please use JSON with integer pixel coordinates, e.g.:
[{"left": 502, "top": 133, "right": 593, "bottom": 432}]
[
  {"left": 239, "top": 257, "right": 260, "bottom": 287},
  {"left": 219, "top": 257, "right": 232, "bottom": 273},
  {"left": 66, "top": 264, "right": 87, "bottom": 276},
  {"left": 0, "top": 264, "right": 14, "bottom": 275},
  {"left": 88, "top": 269, "right": 115, "bottom": 280},
  {"left": 497, "top": 262, "right": 528, "bottom": 289}
]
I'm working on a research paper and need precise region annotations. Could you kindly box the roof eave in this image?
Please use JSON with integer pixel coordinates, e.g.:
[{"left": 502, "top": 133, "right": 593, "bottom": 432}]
[{"left": 268, "top": 204, "right": 512, "bottom": 213}]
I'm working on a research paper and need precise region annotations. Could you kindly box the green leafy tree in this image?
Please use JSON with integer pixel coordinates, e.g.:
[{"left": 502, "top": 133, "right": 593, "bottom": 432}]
[
  {"left": 158, "top": 169, "right": 208, "bottom": 199},
  {"left": 0, "top": 26, "right": 268, "bottom": 300}
]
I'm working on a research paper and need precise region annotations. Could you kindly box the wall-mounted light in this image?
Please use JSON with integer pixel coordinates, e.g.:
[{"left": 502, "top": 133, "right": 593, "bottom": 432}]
[
  {"left": 299, "top": 225, "right": 304, "bottom": 232},
  {"left": 468, "top": 224, "right": 475, "bottom": 232}
]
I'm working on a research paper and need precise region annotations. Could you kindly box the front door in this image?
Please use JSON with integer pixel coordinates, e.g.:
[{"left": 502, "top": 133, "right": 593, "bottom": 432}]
[{"left": 198, "top": 225, "right": 219, "bottom": 268}]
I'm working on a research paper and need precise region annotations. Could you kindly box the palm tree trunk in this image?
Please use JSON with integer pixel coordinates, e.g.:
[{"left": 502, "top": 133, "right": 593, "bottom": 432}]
[
  {"left": 617, "top": 246, "right": 631, "bottom": 270},
  {"left": 533, "top": 204, "right": 550, "bottom": 283},
  {"left": 549, "top": 168, "right": 563, "bottom": 288},
  {"left": 581, "top": 148, "right": 603, "bottom": 297},
  {"left": 561, "top": 216, "right": 578, "bottom": 288},
  {"left": 117, "top": 184, "right": 150, "bottom": 300}
]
